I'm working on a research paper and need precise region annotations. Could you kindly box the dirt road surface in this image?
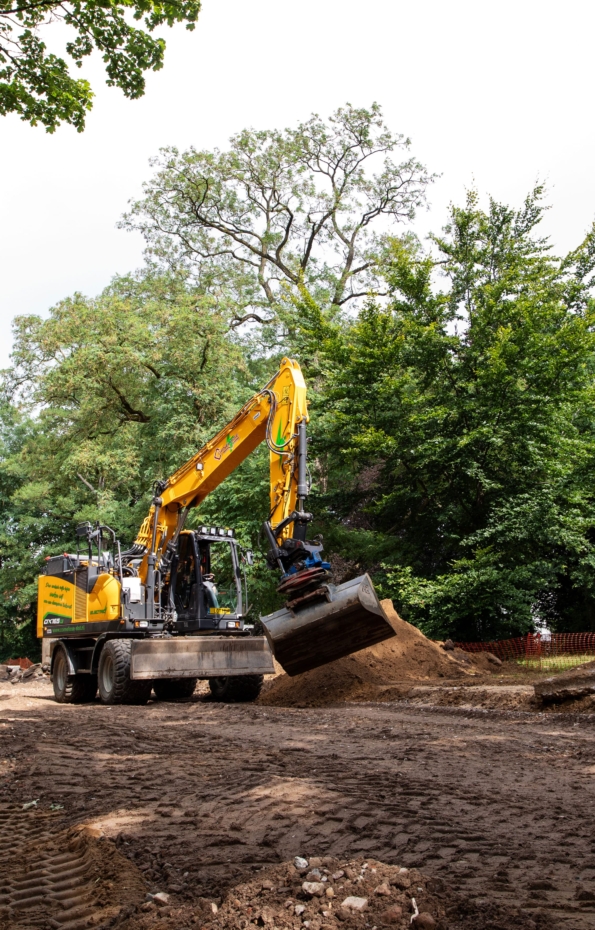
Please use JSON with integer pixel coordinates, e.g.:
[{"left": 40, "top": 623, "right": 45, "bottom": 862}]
[{"left": 2, "top": 679, "right": 595, "bottom": 930}]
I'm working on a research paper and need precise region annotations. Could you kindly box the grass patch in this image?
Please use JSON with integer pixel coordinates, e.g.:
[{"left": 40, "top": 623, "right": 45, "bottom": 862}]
[{"left": 517, "top": 654, "right": 595, "bottom": 672}]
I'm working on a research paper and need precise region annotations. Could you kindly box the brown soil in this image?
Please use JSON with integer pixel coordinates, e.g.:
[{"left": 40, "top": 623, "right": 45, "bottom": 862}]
[
  {"left": 259, "top": 601, "right": 500, "bottom": 708},
  {"left": 115, "top": 855, "right": 552, "bottom": 930},
  {"left": 0, "top": 806, "right": 146, "bottom": 928},
  {"left": 2, "top": 677, "right": 595, "bottom": 930}
]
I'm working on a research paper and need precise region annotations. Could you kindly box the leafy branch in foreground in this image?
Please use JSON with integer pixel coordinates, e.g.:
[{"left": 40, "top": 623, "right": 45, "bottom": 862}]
[{"left": 0, "top": 0, "right": 200, "bottom": 131}]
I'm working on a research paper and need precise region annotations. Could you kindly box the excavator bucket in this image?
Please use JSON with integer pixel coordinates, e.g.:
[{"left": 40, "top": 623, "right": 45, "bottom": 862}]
[{"left": 260, "top": 573, "right": 396, "bottom": 677}]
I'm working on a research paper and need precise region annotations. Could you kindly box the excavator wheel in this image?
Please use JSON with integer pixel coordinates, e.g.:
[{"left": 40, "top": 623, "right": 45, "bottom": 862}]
[
  {"left": 52, "top": 646, "right": 98, "bottom": 704},
  {"left": 98, "top": 639, "right": 152, "bottom": 706},
  {"left": 209, "top": 675, "right": 264, "bottom": 703},
  {"left": 153, "top": 678, "right": 198, "bottom": 701}
]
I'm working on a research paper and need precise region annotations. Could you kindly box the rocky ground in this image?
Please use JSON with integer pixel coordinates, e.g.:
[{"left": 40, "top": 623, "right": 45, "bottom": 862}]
[{"left": 2, "top": 676, "right": 595, "bottom": 930}]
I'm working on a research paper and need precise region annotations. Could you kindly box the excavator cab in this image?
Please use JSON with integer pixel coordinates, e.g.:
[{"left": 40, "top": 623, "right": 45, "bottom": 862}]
[{"left": 169, "top": 528, "right": 248, "bottom": 634}]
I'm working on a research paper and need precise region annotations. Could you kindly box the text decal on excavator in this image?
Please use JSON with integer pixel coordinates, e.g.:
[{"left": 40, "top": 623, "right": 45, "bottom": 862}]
[{"left": 214, "top": 433, "right": 240, "bottom": 461}]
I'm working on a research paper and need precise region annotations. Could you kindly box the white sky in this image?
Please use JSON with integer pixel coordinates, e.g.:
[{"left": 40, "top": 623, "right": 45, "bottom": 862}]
[{"left": 1, "top": 0, "right": 594, "bottom": 367}]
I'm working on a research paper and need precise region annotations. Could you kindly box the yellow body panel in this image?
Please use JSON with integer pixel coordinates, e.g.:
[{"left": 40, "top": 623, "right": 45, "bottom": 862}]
[
  {"left": 88, "top": 573, "right": 121, "bottom": 622},
  {"left": 37, "top": 570, "right": 121, "bottom": 638},
  {"left": 37, "top": 575, "right": 74, "bottom": 637}
]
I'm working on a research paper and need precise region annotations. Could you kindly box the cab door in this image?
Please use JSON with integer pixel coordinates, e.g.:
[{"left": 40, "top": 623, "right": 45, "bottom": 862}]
[{"left": 172, "top": 533, "right": 200, "bottom": 622}]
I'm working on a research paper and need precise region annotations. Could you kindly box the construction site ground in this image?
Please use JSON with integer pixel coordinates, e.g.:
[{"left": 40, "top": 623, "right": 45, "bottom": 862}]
[{"left": 2, "top": 668, "right": 595, "bottom": 930}]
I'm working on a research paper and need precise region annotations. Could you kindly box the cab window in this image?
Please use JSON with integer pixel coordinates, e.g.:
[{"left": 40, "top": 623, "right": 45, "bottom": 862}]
[{"left": 207, "top": 541, "right": 238, "bottom": 613}]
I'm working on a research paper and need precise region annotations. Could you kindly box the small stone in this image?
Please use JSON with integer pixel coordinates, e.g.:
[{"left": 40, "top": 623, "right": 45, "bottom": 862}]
[
  {"left": 391, "top": 874, "right": 411, "bottom": 890},
  {"left": 341, "top": 896, "right": 368, "bottom": 911},
  {"left": 325, "top": 887, "right": 334, "bottom": 899},
  {"left": 261, "top": 880, "right": 275, "bottom": 891},
  {"left": 379, "top": 906, "right": 403, "bottom": 925},
  {"left": 374, "top": 883, "right": 391, "bottom": 896},
  {"left": 295, "top": 905, "right": 306, "bottom": 916},
  {"left": 412, "top": 915, "right": 436, "bottom": 929},
  {"left": 333, "top": 870, "right": 345, "bottom": 881},
  {"left": 141, "top": 902, "right": 155, "bottom": 912},
  {"left": 302, "top": 882, "right": 326, "bottom": 897},
  {"left": 306, "top": 869, "right": 322, "bottom": 882},
  {"left": 211, "top": 903, "right": 218, "bottom": 914},
  {"left": 294, "top": 857, "right": 309, "bottom": 871},
  {"left": 153, "top": 892, "right": 170, "bottom": 907},
  {"left": 309, "top": 857, "right": 323, "bottom": 868}
]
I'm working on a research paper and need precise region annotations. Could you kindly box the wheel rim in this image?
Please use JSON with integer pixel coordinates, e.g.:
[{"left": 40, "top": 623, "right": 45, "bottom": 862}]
[
  {"left": 100, "top": 653, "right": 115, "bottom": 695},
  {"left": 54, "top": 653, "right": 66, "bottom": 692}
]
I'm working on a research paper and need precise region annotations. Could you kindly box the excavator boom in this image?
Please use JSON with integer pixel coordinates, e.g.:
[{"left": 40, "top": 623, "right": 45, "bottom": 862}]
[
  {"left": 40, "top": 358, "right": 396, "bottom": 693},
  {"left": 124, "top": 356, "right": 395, "bottom": 676}
]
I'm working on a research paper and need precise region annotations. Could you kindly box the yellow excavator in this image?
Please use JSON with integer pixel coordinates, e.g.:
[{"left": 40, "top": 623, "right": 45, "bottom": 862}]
[{"left": 38, "top": 358, "right": 395, "bottom": 705}]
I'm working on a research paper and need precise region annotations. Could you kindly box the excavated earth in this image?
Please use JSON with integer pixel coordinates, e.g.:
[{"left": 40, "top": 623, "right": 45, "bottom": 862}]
[{"left": 2, "top": 606, "right": 595, "bottom": 930}]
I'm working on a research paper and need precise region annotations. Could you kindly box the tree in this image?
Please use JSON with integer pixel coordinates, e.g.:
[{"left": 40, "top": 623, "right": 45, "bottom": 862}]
[
  {"left": 0, "top": 398, "right": 43, "bottom": 660},
  {"left": 2, "top": 270, "right": 282, "bottom": 633},
  {"left": 313, "top": 188, "right": 595, "bottom": 640},
  {"left": 0, "top": 0, "right": 200, "bottom": 132},
  {"left": 122, "top": 104, "right": 433, "bottom": 334}
]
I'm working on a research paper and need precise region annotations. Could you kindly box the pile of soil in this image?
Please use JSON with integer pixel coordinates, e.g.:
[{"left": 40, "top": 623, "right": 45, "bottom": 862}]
[
  {"left": 260, "top": 600, "right": 498, "bottom": 708},
  {"left": 116, "top": 855, "right": 552, "bottom": 930}
]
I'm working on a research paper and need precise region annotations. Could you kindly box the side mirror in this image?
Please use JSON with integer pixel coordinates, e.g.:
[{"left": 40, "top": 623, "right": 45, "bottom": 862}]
[{"left": 245, "top": 549, "right": 254, "bottom": 566}]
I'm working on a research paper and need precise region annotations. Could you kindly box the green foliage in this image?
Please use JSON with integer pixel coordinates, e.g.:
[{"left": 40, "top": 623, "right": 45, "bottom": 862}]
[
  {"left": 0, "top": 271, "right": 244, "bottom": 645},
  {"left": 314, "top": 188, "right": 595, "bottom": 639},
  {"left": 4, "top": 105, "right": 595, "bottom": 650},
  {"left": 0, "top": 399, "right": 42, "bottom": 660},
  {"left": 0, "top": 0, "right": 200, "bottom": 131},
  {"left": 122, "top": 103, "right": 433, "bottom": 340}
]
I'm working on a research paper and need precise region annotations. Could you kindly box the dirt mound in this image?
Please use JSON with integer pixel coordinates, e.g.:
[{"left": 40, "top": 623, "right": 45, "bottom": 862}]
[
  {"left": 259, "top": 600, "right": 494, "bottom": 708},
  {"left": 129, "top": 856, "right": 441, "bottom": 930},
  {"left": 115, "top": 855, "right": 552, "bottom": 930}
]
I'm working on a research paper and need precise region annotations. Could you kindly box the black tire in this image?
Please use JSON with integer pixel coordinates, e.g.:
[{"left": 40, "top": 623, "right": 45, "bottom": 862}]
[
  {"left": 97, "top": 639, "right": 152, "bottom": 706},
  {"left": 208, "top": 674, "right": 264, "bottom": 703},
  {"left": 153, "top": 678, "right": 198, "bottom": 701},
  {"left": 52, "top": 646, "right": 97, "bottom": 704}
]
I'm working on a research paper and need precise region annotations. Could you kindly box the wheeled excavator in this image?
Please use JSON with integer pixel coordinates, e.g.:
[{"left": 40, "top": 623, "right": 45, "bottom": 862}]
[{"left": 38, "top": 358, "right": 395, "bottom": 705}]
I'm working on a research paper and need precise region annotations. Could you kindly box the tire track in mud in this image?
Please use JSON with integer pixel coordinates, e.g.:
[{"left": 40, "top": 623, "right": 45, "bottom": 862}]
[
  {"left": 3, "top": 689, "right": 595, "bottom": 928},
  {"left": 0, "top": 804, "right": 145, "bottom": 928}
]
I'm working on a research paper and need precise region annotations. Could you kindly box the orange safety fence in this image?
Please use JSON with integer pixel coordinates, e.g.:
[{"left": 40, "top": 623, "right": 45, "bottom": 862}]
[
  {"left": 455, "top": 632, "right": 595, "bottom": 662},
  {"left": 6, "top": 657, "right": 33, "bottom": 669}
]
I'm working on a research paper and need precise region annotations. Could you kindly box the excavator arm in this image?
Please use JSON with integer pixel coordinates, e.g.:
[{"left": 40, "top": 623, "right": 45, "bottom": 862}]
[
  {"left": 119, "top": 355, "right": 396, "bottom": 677},
  {"left": 129, "top": 357, "right": 310, "bottom": 588}
]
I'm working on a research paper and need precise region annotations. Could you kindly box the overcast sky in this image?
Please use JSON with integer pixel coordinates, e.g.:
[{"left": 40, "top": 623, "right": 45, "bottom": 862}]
[{"left": 1, "top": 0, "right": 594, "bottom": 367}]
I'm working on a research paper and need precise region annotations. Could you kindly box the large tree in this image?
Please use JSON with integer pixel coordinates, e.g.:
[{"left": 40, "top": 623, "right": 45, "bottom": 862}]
[
  {"left": 122, "top": 104, "right": 433, "bottom": 335},
  {"left": 0, "top": 0, "right": 200, "bottom": 131},
  {"left": 1, "top": 270, "right": 282, "bottom": 654},
  {"left": 312, "top": 188, "right": 595, "bottom": 640}
]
